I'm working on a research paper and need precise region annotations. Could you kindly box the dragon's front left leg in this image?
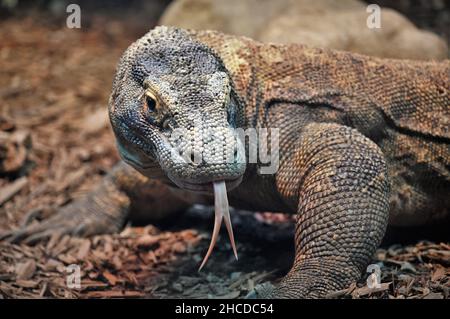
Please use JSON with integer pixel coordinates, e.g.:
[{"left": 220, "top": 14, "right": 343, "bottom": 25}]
[{"left": 249, "top": 123, "right": 390, "bottom": 298}]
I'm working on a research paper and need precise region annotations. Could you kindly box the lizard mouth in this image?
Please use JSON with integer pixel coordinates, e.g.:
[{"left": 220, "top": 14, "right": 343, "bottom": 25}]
[
  {"left": 122, "top": 156, "right": 156, "bottom": 170},
  {"left": 167, "top": 175, "right": 243, "bottom": 193}
]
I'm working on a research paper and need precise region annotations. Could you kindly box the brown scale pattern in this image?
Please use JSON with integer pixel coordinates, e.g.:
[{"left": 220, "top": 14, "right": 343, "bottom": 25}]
[
  {"left": 189, "top": 30, "right": 448, "bottom": 297},
  {"left": 190, "top": 29, "right": 449, "bottom": 139}
]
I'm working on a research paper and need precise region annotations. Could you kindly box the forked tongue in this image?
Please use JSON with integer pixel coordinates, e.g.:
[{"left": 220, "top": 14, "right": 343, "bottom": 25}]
[{"left": 198, "top": 181, "right": 238, "bottom": 271}]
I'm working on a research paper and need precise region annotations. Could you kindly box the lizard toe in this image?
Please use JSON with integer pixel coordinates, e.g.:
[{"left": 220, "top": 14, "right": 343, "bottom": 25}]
[
  {"left": 1, "top": 199, "right": 127, "bottom": 244},
  {"left": 245, "top": 282, "right": 276, "bottom": 299}
]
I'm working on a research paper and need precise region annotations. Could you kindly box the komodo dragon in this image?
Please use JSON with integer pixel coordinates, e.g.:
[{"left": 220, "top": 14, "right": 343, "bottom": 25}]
[{"left": 4, "top": 26, "right": 449, "bottom": 298}]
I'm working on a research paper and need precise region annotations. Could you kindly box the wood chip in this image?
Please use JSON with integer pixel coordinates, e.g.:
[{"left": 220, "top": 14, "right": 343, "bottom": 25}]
[
  {"left": 77, "top": 240, "right": 91, "bottom": 260},
  {"left": 80, "top": 280, "right": 109, "bottom": 290},
  {"left": 423, "top": 292, "right": 444, "bottom": 299},
  {"left": 15, "top": 259, "right": 36, "bottom": 280},
  {"left": 431, "top": 265, "right": 446, "bottom": 282},
  {"left": 84, "top": 290, "right": 145, "bottom": 298},
  {"left": 103, "top": 271, "right": 118, "bottom": 286},
  {"left": 172, "top": 242, "right": 186, "bottom": 254},
  {"left": 136, "top": 235, "right": 160, "bottom": 248},
  {"left": 0, "top": 177, "right": 28, "bottom": 206},
  {"left": 81, "top": 109, "right": 109, "bottom": 135},
  {"left": 15, "top": 279, "right": 40, "bottom": 288},
  {"left": 351, "top": 282, "right": 391, "bottom": 298},
  {"left": 214, "top": 290, "right": 241, "bottom": 299}
]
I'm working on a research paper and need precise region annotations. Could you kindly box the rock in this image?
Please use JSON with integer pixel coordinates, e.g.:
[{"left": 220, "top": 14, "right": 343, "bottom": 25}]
[
  {"left": 172, "top": 283, "right": 183, "bottom": 292},
  {"left": 159, "top": 0, "right": 448, "bottom": 60},
  {"left": 230, "top": 272, "right": 242, "bottom": 281},
  {"left": 400, "top": 261, "right": 417, "bottom": 273},
  {"left": 160, "top": 0, "right": 280, "bottom": 39}
]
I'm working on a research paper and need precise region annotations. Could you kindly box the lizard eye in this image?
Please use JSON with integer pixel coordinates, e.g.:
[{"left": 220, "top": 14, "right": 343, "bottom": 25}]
[{"left": 145, "top": 92, "right": 157, "bottom": 113}]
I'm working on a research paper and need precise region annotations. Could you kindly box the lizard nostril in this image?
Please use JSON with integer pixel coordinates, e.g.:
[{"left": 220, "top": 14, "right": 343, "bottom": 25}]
[
  {"left": 161, "top": 116, "right": 172, "bottom": 132},
  {"left": 227, "top": 110, "right": 232, "bottom": 125},
  {"left": 234, "top": 147, "right": 238, "bottom": 158},
  {"left": 233, "top": 145, "right": 240, "bottom": 163},
  {"left": 180, "top": 149, "right": 202, "bottom": 166}
]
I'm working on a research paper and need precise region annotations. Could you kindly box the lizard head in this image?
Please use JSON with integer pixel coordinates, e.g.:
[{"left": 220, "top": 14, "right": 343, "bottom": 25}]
[
  {"left": 109, "top": 26, "right": 246, "bottom": 193},
  {"left": 109, "top": 27, "right": 245, "bottom": 269}
]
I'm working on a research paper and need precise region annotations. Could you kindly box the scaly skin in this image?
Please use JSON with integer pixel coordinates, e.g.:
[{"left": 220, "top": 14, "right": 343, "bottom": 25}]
[{"left": 3, "top": 27, "right": 449, "bottom": 298}]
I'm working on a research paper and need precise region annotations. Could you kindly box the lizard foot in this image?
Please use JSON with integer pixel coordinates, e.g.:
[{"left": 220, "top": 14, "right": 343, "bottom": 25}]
[
  {"left": 245, "top": 282, "right": 275, "bottom": 299},
  {"left": 245, "top": 258, "right": 360, "bottom": 299},
  {"left": 0, "top": 190, "right": 130, "bottom": 244}
]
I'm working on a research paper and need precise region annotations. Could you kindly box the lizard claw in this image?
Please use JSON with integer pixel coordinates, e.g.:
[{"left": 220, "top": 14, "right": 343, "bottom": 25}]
[
  {"left": 1, "top": 195, "right": 128, "bottom": 244},
  {"left": 1, "top": 212, "right": 94, "bottom": 244},
  {"left": 245, "top": 282, "right": 275, "bottom": 299}
]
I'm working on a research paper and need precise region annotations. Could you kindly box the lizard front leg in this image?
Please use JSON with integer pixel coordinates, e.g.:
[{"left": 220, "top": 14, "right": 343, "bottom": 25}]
[
  {"left": 1, "top": 161, "right": 190, "bottom": 244},
  {"left": 250, "top": 123, "right": 390, "bottom": 298}
]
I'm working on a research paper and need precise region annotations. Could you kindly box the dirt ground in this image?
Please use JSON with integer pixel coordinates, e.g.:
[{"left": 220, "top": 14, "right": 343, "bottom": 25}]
[{"left": 0, "top": 11, "right": 449, "bottom": 299}]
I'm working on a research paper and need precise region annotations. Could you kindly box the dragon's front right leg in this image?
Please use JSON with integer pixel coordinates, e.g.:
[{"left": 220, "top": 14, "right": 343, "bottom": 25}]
[{"left": 249, "top": 123, "right": 390, "bottom": 298}]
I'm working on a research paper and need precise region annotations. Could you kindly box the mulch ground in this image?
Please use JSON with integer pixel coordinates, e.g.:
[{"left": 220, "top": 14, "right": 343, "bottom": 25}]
[{"left": 0, "top": 16, "right": 448, "bottom": 299}]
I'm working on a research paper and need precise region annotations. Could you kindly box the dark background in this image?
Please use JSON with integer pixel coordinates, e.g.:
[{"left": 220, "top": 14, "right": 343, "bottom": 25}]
[{"left": 1, "top": 0, "right": 449, "bottom": 43}]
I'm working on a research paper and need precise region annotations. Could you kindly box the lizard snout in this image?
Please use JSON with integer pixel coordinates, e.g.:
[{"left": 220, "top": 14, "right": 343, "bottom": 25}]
[{"left": 163, "top": 126, "right": 246, "bottom": 188}]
